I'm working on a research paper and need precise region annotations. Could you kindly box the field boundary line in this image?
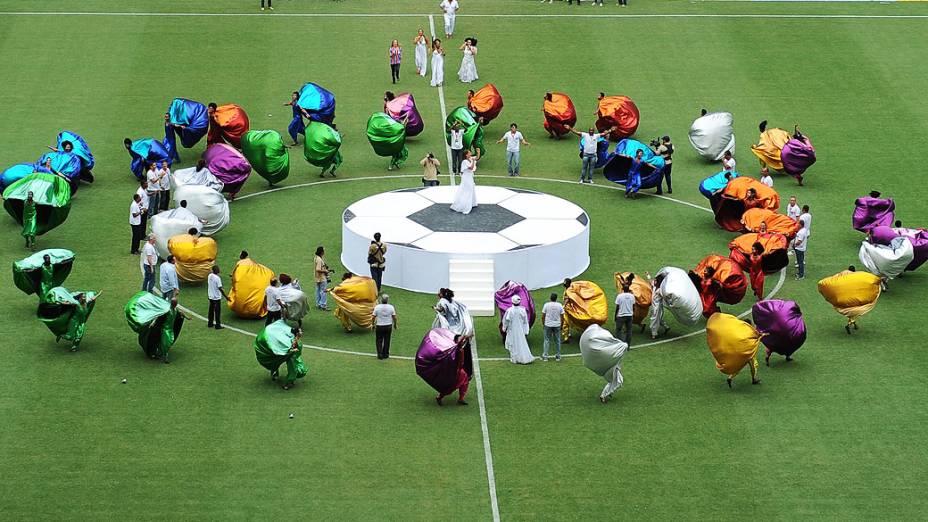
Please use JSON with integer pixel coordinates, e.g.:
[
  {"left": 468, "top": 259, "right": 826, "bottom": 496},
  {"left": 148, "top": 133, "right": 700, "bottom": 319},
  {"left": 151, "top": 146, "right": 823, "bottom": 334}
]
[
  {"left": 2, "top": 11, "right": 927, "bottom": 19},
  {"left": 470, "top": 338, "right": 502, "bottom": 522}
]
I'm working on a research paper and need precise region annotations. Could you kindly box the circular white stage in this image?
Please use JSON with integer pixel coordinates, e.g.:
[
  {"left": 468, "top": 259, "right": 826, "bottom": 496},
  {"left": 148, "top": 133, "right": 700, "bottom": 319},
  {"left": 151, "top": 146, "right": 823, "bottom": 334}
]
[{"left": 341, "top": 186, "right": 590, "bottom": 293}]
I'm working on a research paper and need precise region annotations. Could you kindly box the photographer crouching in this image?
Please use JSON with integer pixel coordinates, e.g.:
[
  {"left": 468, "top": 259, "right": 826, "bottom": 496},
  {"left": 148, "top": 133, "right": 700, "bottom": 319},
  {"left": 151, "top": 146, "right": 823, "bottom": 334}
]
[
  {"left": 650, "top": 135, "right": 673, "bottom": 195},
  {"left": 421, "top": 152, "right": 441, "bottom": 186}
]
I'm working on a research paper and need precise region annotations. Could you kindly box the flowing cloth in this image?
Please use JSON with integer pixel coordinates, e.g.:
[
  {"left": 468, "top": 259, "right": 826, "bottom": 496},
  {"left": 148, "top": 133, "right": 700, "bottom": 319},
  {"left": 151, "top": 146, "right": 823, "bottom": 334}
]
[
  {"left": 430, "top": 50, "right": 444, "bottom": 86},
  {"left": 254, "top": 320, "right": 307, "bottom": 385},
  {"left": 303, "top": 122, "right": 343, "bottom": 172},
  {"left": 817, "top": 270, "right": 881, "bottom": 323},
  {"left": 458, "top": 48, "right": 478, "bottom": 83},
  {"left": 595, "top": 95, "right": 640, "bottom": 140},
  {"left": 124, "top": 291, "right": 184, "bottom": 359},
  {"left": 706, "top": 313, "right": 761, "bottom": 381},
  {"left": 329, "top": 276, "right": 378, "bottom": 331},
  {"left": 277, "top": 282, "right": 309, "bottom": 325},
  {"left": 752, "top": 299, "right": 806, "bottom": 358},
  {"left": 366, "top": 112, "right": 409, "bottom": 168},
  {"left": 21, "top": 200, "right": 37, "bottom": 239},
  {"left": 751, "top": 127, "right": 791, "bottom": 171},
  {"left": 711, "top": 177, "right": 780, "bottom": 232},
  {"left": 893, "top": 227, "right": 928, "bottom": 271},
  {"left": 741, "top": 208, "right": 800, "bottom": 239},
  {"left": 241, "top": 130, "right": 290, "bottom": 185},
  {"left": 171, "top": 185, "right": 229, "bottom": 236},
  {"left": 150, "top": 206, "right": 202, "bottom": 258},
  {"left": 37, "top": 287, "right": 97, "bottom": 348},
  {"left": 2, "top": 173, "right": 72, "bottom": 236},
  {"left": 384, "top": 93, "right": 425, "bottom": 137},
  {"left": 288, "top": 103, "right": 306, "bottom": 142},
  {"left": 207, "top": 104, "right": 250, "bottom": 148},
  {"left": 467, "top": 84, "right": 504, "bottom": 124},
  {"left": 579, "top": 324, "right": 628, "bottom": 400},
  {"left": 433, "top": 298, "right": 475, "bottom": 338},
  {"left": 689, "top": 112, "right": 735, "bottom": 160},
  {"left": 729, "top": 232, "right": 789, "bottom": 274},
  {"left": 502, "top": 305, "right": 533, "bottom": 364},
  {"left": 494, "top": 281, "right": 536, "bottom": 337},
  {"left": 562, "top": 281, "right": 608, "bottom": 341},
  {"left": 415, "top": 40, "right": 428, "bottom": 76},
  {"left": 13, "top": 249, "right": 74, "bottom": 297},
  {"left": 168, "top": 234, "right": 217, "bottom": 282},
  {"left": 202, "top": 143, "right": 252, "bottom": 195},
  {"left": 542, "top": 93, "right": 576, "bottom": 137},
  {"left": 852, "top": 196, "right": 895, "bottom": 233},
  {"left": 450, "top": 158, "right": 477, "bottom": 214},
  {"left": 416, "top": 328, "right": 473, "bottom": 396},
  {"left": 859, "top": 237, "right": 914, "bottom": 280},
  {"left": 654, "top": 266, "right": 701, "bottom": 327},
  {"left": 613, "top": 272, "right": 652, "bottom": 325},
  {"left": 693, "top": 254, "right": 748, "bottom": 305},
  {"left": 229, "top": 258, "right": 275, "bottom": 318},
  {"left": 171, "top": 165, "right": 224, "bottom": 192}
]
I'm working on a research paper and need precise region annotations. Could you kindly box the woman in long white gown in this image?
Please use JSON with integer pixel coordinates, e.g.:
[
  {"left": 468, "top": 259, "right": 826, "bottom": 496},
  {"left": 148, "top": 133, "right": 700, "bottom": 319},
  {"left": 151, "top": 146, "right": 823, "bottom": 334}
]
[
  {"left": 450, "top": 149, "right": 478, "bottom": 214},
  {"left": 457, "top": 38, "right": 478, "bottom": 83},
  {"left": 414, "top": 29, "right": 429, "bottom": 77},
  {"left": 433, "top": 288, "right": 474, "bottom": 337},
  {"left": 430, "top": 38, "right": 445, "bottom": 87},
  {"left": 502, "top": 295, "right": 534, "bottom": 364}
]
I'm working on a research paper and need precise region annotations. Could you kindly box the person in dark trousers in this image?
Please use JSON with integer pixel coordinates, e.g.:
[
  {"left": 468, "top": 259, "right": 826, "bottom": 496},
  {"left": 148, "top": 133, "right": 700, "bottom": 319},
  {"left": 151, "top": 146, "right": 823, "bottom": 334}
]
[
  {"left": 654, "top": 135, "right": 673, "bottom": 194},
  {"left": 207, "top": 265, "right": 230, "bottom": 329},
  {"left": 614, "top": 284, "right": 635, "bottom": 345},
  {"left": 264, "top": 278, "right": 282, "bottom": 325},
  {"left": 389, "top": 39, "right": 402, "bottom": 83},
  {"left": 260, "top": 0, "right": 273, "bottom": 10},
  {"left": 368, "top": 232, "right": 387, "bottom": 292},
  {"left": 372, "top": 294, "right": 397, "bottom": 359},
  {"left": 449, "top": 122, "right": 465, "bottom": 175},
  {"left": 130, "top": 194, "right": 144, "bottom": 254}
]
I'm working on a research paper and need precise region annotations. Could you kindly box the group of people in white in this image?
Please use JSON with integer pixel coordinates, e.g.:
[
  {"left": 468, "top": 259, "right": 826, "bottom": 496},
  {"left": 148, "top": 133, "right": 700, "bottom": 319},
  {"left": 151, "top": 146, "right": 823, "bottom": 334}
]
[{"left": 390, "top": 2, "right": 478, "bottom": 87}]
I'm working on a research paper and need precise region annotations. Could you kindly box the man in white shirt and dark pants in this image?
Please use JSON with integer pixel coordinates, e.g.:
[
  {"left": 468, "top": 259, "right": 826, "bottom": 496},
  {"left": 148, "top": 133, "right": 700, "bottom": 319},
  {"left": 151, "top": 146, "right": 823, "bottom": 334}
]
[
  {"left": 497, "top": 123, "right": 531, "bottom": 176},
  {"left": 207, "top": 265, "right": 230, "bottom": 329},
  {"left": 567, "top": 125, "right": 613, "bottom": 184},
  {"left": 439, "top": 0, "right": 459, "bottom": 39},
  {"left": 158, "top": 161, "right": 171, "bottom": 211},
  {"left": 793, "top": 221, "right": 809, "bottom": 280},
  {"left": 129, "top": 194, "right": 144, "bottom": 254},
  {"left": 614, "top": 284, "right": 636, "bottom": 345},
  {"left": 136, "top": 180, "right": 150, "bottom": 232},
  {"left": 449, "top": 123, "right": 465, "bottom": 175},
  {"left": 140, "top": 234, "right": 158, "bottom": 292},
  {"left": 372, "top": 294, "right": 397, "bottom": 359},
  {"left": 541, "top": 292, "right": 565, "bottom": 361},
  {"left": 159, "top": 255, "right": 180, "bottom": 301}
]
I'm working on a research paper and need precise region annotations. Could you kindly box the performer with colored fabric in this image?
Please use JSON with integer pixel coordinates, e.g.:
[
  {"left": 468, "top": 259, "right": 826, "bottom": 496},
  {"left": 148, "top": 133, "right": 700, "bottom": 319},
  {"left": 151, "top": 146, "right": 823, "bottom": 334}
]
[
  {"left": 752, "top": 299, "right": 807, "bottom": 365},
  {"left": 38, "top": 288, "right": 99, "bottom": 352},
  {"left": 254, "top": 321, "right": 307, "bottom": 390},
  {"left": 817, "top": 267, "right": 882, "bottom": 334},
  {"left": 561, "top": 278, "right": 608, "bottom": 342},
  {"left": 328, "top": 274, "right": 378, "bottom": 333},
  {"left": 748, "top": 242, "right": 766, "bottom": 299},
  {"left": 416, "top": 328, "right": 472, "bottom": 406},
  {"left": 22, "top": 191, "right": 37, "bottom": 250},
  {"left": 13, "top": 249, "right": 75, "bottom": 302},
  {"left": 125, "top": 291, "right": 186, "bottom": 364},
  {"left": 284, "top": 91, "right": 309, "bottom": 145},
  {"left": 623, "top": 149, "right": 644, "bottom": 198},
  {"left": 579, "top": 324, "right": 629, "bottom": 404},
  {"left": 706, "top": 313, "right": 762, "bottom": 388}
]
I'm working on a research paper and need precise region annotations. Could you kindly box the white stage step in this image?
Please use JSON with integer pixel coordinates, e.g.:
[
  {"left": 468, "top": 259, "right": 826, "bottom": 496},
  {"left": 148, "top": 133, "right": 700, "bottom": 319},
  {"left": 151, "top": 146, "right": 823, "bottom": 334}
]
[{"left": 449, "top": 259, "right": 496, "bottom": 317}]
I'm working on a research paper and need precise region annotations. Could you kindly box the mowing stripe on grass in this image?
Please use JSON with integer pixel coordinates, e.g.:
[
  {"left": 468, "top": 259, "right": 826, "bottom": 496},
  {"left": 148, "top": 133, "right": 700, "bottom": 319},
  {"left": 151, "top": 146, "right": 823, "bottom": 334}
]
[
  {"left": 428, "top": 14, "right": 456, "bottom": 187},
  {"left": 2, "top": 12, "right": 927, "bottom": 19}
]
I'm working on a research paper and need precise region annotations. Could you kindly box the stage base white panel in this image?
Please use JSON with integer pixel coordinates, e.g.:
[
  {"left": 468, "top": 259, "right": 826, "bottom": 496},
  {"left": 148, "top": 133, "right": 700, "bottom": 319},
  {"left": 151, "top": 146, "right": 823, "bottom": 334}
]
[
  {"left": 341, "top": 186, "right": 590, "bottom": 294},
  {"left": 449, "top": 259, "right": 496, "bottom": 316}
]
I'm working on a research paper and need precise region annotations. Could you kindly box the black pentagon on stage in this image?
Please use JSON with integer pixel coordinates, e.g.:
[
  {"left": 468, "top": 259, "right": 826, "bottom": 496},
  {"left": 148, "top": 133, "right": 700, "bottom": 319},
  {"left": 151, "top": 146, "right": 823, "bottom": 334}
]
[{"left": 407, "top": 203, "right": 525, "bottom": 233}]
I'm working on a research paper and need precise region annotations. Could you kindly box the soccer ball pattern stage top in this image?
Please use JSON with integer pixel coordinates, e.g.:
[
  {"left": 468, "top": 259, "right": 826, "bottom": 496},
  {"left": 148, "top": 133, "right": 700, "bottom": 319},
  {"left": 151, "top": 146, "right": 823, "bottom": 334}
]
[{"left": 341, "top": 186, "right": 590, "bottom": 293}]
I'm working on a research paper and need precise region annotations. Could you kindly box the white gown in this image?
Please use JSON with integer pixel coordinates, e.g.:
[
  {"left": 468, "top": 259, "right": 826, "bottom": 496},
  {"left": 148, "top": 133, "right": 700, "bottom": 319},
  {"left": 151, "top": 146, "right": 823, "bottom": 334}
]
[
  {"left": 415, "top": 40, "right": 428, "bottom": 77},
  {"left": 430, "top": 50, "right": 444, "bottom": 87},
  {"left": 502, "top": 306, "right": 533, "bottom": 364},
  {"left": 450, "top": 158, "right": 477, "bottom": 214},
  {"left": 458, "top": 47, "right": 478, "bottom": 83}
]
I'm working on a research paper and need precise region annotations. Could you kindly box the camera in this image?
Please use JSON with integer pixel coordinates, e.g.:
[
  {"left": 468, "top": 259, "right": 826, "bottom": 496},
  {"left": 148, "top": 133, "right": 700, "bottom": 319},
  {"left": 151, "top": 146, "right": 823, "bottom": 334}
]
[{"left": 649, "top": 137, "right": 661, "bottom": 149}]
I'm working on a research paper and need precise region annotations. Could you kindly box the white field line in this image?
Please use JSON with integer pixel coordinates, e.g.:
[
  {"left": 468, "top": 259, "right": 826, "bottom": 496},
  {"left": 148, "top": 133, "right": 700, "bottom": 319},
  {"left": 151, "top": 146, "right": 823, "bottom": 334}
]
[
  {"left": 469, "top": 338, "right": 502, "bottom": 522},
  {"left": 2, "top": 12, "right": 927, "bottom": 19}
]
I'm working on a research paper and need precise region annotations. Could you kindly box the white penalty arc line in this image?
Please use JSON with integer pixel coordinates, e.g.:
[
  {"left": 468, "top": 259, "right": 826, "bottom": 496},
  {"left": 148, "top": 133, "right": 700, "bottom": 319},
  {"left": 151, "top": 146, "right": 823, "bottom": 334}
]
[
  {"left": 427, "top": 14, "right": 456, "bottom": 187},
  {"left": 2, "top": 12, "right": 927, "bottom": 19}
]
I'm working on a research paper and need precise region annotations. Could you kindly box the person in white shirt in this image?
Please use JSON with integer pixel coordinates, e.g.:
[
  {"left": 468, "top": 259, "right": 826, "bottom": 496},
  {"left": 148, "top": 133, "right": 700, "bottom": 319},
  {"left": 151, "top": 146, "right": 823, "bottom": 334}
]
[
  {"left": 140, "top": 234, "right": 158, "bottom": 292},
  {"left": 496, "top": 123, "right": 531, "bottom": 176},
  {"left": 158, "top": 161, "right": 171, "bottom": 211},
  {"left": 541, "top": 293, "right": 565, "bottom": 361},
  {"left": 372, "top": 294, "right": 398, "bottom": 359},
  {"left": 793, "top": 221, "right": 809, "bottom": 280},
  {"left": 566, "top": 124, "right": 614, "bottom": 184},
  {"left": 798, "top": 205, "right": 812, "bottom": 234},
  {"left": 264, "top": 278, "right": 282, "bottom": 325},
  {"left": 760, "top": 171, "right": 774, "bottom": 187},
  {"left": 449, "top": 122, "right": 465, "bottom": 175},
  {"left": 207, "top": 265, "right": 230, "bottom": 329},
  {"left": 145, "top": 163, "right": 163, "bottom": 217},
  {"left": 614, "top": 284, "right": 636, "bottom": 345},
  {"left": 130, "top": 194, "right": 144, "bottom": 254},
  {"left": 136, "top": 180, "right": 150, "bottom": 231},
  {"left": 785, "top": 196, "right": 801, "bottom": 221},
  {"left": 722, "top": 150, "right": 737, "bottom": 172},
  {"left": 159, "top": 255, "right": 180, "bottom": 301},
  {"left": 439, "top": 0, "right": 459, "bottom": 39}
]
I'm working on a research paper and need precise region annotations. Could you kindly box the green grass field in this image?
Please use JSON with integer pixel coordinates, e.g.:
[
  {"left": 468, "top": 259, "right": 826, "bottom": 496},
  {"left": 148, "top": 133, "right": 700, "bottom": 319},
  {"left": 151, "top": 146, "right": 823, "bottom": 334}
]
[{"left": 2, "top": 1, "right": 928, "bottom": 519}]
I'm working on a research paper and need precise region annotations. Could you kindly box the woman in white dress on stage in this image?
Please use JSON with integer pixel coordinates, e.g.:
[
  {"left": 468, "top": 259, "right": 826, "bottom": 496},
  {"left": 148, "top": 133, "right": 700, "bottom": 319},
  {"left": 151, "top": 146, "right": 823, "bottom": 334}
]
[
  {"left": 502, "top": 295, "right": 534, "bottom": 364},
  {"left": 430, "top": 38, "right": 445, "bottom": 87},
  {"left": 450, "top": 149, "right": 479, "bottom": 214},
  {"left": 457, "top": 38, "right": 478, "bottom": 83},
  {"left": 414, "top": 29, "right": 429, "bottom": 77}
]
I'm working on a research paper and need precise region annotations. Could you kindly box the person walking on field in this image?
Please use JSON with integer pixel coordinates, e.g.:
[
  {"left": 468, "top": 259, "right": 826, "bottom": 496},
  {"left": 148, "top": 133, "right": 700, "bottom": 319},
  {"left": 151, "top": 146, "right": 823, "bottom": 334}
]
[
  {"left": 146, "top": 163, "right": 163, "bottom": 217},
  {"left": 129, "top": 194, "right": 145, "bottom": 254},
  {"left": 722, "top": 150, "right": 736, "bottom": 173},
  {"left": 264, "top": 278, "right": 282, "bottom": 325},
  {"left": 260, "top": 0, "right": 273, "bottom": 11},
  {"left": 449, "top": 121, "right": 465, "bottom": 175},
  {"left": 22, "top": 191, "right": 37, "bottom": 251},
  {"left": 793, "top": 220, "right": 809, "bottom": 280},
  {"left": 541, "top": 293, "right": 564, "bottom": 362},
  {"left": 368, "top": 233, "right": 387, "bottom": 292},
  {"left": 566, "top": 124, "right": 614, "bottom": 184},
  {"left": 207, "top": 265, "right": 230, "bottom": 329},
  {"left": 497, "top": 123, "right": 531, "bottom": 177},
  {"left": 414, "top": 29, "right": 429, "bottom": 77},
  {"left": 439, "top": 0, "right": 459, "bottom": 39},
  {"left": 372, "top": 294, "right": 398, "bottom": 359},
  {"left": 314, "top": 246, "right": 332, "bottom": 310},
  {"left": 140, "top": 235, "right": 157, "bottom": 292},
  {"left": 159, "top": 255, "right": 180, "bottom": 302},
  {"left": 436, "top": 334, "right": 471, "bottom": 406},
  {"left": 614, "top": 284, "right": 635, "bottom": 345},
  {"left": 654, "top": 136, "right": 673, "bottom": 194},
  {"left": 389, "top": 39, "right": 403, "bottom": 84}
]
